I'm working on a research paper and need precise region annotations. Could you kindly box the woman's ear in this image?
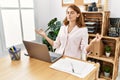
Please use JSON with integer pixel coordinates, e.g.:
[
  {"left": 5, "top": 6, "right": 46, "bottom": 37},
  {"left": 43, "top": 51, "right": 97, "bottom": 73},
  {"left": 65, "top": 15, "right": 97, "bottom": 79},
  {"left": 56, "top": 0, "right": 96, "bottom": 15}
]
[{"left": 77, "top": 14, "right": 80, "bottom": 17}]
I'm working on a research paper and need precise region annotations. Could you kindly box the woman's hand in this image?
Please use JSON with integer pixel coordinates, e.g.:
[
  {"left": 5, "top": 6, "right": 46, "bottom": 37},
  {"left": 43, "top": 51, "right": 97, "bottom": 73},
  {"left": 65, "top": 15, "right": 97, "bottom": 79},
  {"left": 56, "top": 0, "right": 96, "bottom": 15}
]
[
  {"left": 86, "top": 34, "right": 103, "bottom": 53},
  {"left": 35, "top": 28, "right": 54, "bottom": 46},
  {"left": 35, "top": 29, "right": 47, "bottom": 38},
  {"left": 90, "top": 34, "right": 102, "bottom": 45}
]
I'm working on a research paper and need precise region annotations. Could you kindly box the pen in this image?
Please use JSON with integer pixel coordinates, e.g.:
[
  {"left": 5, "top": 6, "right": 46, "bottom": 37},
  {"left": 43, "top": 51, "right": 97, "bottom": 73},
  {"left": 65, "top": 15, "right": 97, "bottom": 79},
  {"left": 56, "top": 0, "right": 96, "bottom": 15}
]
[
  {"left": 71, "top": 62, "right": 74, "bottom": 73},
  {"left": 13, "top": 46, "right": 17, "bottom": 52},
  {"left": 10, "top": 47, "right": 15, "bottom": 52},
  {"left": 9, "top": 48, "right": 17, "bottom": 60}
]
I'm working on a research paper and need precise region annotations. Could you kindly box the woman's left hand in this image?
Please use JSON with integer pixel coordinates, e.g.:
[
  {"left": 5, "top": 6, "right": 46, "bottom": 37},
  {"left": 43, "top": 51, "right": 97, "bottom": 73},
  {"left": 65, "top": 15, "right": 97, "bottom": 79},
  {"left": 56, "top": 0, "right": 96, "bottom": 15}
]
[{"left": 90, "top": 33, "right": 102, "bottom": 45}]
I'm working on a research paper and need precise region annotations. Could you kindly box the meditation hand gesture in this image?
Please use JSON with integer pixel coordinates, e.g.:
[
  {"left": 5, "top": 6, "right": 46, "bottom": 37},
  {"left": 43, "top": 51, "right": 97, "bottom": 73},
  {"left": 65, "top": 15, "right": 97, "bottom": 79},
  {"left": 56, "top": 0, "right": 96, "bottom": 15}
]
[
  {"left": 86, "top": 34, "right": 103, "bottom": 54},
  {"left": 35, "top": 29, "right": 47, "bottom": 38},
  {"left": 90, "top": 34, "right": 102, "bottom": 45}
]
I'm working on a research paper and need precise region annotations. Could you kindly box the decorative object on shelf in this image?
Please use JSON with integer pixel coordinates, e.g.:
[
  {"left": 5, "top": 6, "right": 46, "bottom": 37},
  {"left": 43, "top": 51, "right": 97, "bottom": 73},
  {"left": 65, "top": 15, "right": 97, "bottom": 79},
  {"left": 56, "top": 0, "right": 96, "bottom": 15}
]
[
  {"left": 105, "top": 46, "right": 111, "bottom": 57},
  {"left": 108, "top": 18, "right": 120, "bottom": 37},
  {"left": 84, "top": 4, "right": 88, "bottom": 11},
  {"left": 89, "top": 37, "right": 104, "bottom": 57},
  {"left": 42, "top": 18, "right": 61, "bottom": 52},
  {"left": 103, "top": 65, "right": 111, "bottom": 77},
  {"left": 108, "top": 27, "right": 120, "bottom": 37},
  {"left": 88, "top": 5, "right": 93, "bottom": 11},
  {"left": 87, "top": 2, "right": 98, "bottom": 11},
  {"left": 97, "top": 4, "right": 103, "bottom": 11}
]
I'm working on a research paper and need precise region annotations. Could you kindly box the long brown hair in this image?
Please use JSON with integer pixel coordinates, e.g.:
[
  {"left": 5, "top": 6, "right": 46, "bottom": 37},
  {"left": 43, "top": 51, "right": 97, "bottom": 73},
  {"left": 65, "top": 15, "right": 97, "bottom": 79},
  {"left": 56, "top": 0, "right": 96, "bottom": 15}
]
[{"left": 63, "top": 4, "right": 85, "bottom": 28}]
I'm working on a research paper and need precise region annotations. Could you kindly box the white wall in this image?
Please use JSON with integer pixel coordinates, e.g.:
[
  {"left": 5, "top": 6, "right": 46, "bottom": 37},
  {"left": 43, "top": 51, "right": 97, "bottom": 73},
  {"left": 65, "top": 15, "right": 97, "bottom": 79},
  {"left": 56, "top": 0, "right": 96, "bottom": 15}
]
[
  {"left": 34, "top": 0, "right": 50, "bottom": 42},
  {"left": 0, "top": 12, "right": 3, "bottom": 56},
  {"left": 108, "top": 0, "right": 120, "bottom": 17},
  {"left": 34, "top": 0, "right": 120, "bottom": 42},
  {"left": 0, "top": 10, "right": 4, "bottom": 54},
  {"left": 34, "top": 0, "right": 120, "bottom": 28},
  {"left": 49, "top": 0, "right": 120, "bottom": 19},
  {"left": 34, "top": 0, "right": 50, "bottom": 29},
  {"left": 49, "top": 0, "right": 67, "bottom": 22}
]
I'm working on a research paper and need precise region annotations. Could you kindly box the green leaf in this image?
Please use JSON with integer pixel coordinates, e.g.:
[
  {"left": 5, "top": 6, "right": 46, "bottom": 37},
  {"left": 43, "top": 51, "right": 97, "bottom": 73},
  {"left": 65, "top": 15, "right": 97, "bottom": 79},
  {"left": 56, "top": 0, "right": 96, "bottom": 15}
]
[
  {"left": 42, "top": 17, "right": 61, "bottom": 52},
  {"left": 103, "top": 65, "right": 111, "bottom": 73},
  {"left": 105, "top": 46, "right": 111, "bottom": 53}
]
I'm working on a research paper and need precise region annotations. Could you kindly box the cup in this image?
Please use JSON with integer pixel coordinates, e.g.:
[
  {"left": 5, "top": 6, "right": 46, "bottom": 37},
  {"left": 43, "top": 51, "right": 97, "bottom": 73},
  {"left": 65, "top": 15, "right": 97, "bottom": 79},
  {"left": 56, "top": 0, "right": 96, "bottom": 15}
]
[{"left": 9, "top": 48, "right": 21, "bottom": 60}]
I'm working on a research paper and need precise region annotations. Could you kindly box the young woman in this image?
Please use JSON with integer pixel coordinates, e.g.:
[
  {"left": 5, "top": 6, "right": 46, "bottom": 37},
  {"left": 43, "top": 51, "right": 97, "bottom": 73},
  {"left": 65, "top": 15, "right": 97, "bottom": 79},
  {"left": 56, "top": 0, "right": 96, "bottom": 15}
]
[{"left": 35, "top": 4, "right": 102, "bottom": 60}]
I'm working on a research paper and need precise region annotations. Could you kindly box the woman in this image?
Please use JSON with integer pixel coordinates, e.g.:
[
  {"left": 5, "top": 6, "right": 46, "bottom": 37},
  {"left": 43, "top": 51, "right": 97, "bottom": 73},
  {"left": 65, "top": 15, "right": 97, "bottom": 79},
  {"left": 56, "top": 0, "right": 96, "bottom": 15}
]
[{"left": 35, "top": 4, "right": 102, "bottom": 60}]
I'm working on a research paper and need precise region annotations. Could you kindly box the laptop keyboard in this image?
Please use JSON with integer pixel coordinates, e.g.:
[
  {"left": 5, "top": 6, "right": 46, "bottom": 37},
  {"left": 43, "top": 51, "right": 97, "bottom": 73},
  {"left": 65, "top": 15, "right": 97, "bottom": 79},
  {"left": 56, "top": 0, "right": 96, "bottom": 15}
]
[
  {"left": 49, "top": 51, "right": 62, "bottom": 62},
  {"left": 51, "top": 56, "right": 57, "bottom": 60}
]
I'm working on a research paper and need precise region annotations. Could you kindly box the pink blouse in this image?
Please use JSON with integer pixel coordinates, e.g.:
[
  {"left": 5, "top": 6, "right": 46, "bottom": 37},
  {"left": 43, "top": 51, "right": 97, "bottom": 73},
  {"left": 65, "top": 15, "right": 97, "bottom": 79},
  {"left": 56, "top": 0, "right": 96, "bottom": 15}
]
[{"left": 53, "top": 25, "right": 88, "bottom": 59}]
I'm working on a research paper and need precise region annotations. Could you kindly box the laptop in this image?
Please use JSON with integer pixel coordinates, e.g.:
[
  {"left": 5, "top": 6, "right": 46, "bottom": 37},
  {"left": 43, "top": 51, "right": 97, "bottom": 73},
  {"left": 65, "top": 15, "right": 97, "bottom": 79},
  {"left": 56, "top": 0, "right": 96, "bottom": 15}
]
[{"left": 23, "top": 41, "right": 63, "bottom": 63}]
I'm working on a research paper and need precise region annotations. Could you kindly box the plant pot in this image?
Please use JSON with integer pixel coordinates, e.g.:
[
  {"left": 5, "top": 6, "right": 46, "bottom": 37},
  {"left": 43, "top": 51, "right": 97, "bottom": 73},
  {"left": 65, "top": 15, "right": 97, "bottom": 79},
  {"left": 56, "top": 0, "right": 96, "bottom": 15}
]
[
  {"left": 104, "top": 72, "right": 110, "bottom": 77},
  {"left": 105, "top": 52, "right": 111, "bottom": 57}
]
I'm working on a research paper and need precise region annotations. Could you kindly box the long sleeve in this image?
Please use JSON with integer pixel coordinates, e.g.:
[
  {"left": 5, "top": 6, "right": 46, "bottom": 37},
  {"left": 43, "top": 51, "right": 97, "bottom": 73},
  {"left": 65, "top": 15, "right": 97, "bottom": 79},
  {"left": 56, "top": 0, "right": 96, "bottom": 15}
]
[
  {"left": 53, "top": 35, "right": 61, "bottom": 49},
  {"left": 52, "top": 26, "right": 65, "bottom": 49},
  {"left": 80, "top": 28, "right": 88, "bottom": 60},
  {"left": 52, "top": 25, "right": 89, "bottom": 59},
  {"left": 53, "top": 26, "right": 68, "bottom": 54}
]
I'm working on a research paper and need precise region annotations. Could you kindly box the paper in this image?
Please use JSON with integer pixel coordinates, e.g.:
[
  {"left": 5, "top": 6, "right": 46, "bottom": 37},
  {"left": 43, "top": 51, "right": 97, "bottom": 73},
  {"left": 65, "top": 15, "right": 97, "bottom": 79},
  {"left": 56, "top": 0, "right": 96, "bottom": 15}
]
[{"left": 50, "top": 58, "right": 95, "bottom": 78}]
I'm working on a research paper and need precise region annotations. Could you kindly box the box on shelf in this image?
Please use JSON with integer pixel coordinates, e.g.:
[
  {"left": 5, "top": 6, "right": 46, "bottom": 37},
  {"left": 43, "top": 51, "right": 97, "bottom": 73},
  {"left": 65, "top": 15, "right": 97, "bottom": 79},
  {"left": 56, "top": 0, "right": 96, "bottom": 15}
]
[{"left": 89, "top": 37, "right": 104, "bottom": 57}]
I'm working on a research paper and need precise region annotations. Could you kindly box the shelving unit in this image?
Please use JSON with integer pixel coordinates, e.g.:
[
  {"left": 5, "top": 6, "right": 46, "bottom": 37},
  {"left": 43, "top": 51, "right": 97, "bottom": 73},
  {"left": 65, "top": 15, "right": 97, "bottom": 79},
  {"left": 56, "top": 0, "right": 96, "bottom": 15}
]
[
  {"left": 87, "top": 36, "right": 120, "bottom": 80},
  {"left": 83, "top": 11, "right": 120, "bottom": 80},
  {"left": 82, "top": 11, "right": 110, "bottom": 36}
]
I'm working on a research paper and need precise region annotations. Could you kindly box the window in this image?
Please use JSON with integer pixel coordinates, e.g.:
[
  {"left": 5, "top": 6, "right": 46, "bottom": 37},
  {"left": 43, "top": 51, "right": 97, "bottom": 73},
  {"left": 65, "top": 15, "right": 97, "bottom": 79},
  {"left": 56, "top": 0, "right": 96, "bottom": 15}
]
[{"left": 0, "top": 0, "right": 35, "bottom": 51}]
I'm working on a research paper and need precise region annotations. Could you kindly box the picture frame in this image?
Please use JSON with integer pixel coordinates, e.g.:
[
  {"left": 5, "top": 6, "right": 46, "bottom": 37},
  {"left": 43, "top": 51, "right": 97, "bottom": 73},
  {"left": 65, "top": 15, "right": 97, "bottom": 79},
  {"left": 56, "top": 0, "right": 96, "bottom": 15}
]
[
  {"left": 62, "top": 0, "right": 101, "bottom": 7},
  {"left": 62, "top": 0, "right": 83, "bottom": 7}
]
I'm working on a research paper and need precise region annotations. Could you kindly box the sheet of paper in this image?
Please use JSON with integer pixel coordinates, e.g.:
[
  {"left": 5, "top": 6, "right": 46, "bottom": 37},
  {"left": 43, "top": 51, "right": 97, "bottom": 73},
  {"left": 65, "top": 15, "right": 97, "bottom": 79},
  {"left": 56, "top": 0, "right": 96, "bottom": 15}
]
[{"left": 50, "top": 57, "right": 95, "bottom": 78}]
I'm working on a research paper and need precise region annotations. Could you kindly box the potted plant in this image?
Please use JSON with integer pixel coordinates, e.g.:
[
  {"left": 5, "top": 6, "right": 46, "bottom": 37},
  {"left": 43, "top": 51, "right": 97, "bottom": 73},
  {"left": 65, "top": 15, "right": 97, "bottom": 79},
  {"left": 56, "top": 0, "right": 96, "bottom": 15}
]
[
  {"left": 42, "top": 18, "right": 61, "bottom": 52},
  {"left": 105, "top": 46, "right": 111, "bottom": 57},
  {"left": 103, "top": 65, "right": 111, "bottom": 77}
]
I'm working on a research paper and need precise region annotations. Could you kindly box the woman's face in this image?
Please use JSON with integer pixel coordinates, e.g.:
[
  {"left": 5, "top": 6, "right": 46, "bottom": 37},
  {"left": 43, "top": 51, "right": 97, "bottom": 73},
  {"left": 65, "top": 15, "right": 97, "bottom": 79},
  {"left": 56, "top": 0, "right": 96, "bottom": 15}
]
[{"left": 66, "top": 8, "right": 80, "bottom": 22}]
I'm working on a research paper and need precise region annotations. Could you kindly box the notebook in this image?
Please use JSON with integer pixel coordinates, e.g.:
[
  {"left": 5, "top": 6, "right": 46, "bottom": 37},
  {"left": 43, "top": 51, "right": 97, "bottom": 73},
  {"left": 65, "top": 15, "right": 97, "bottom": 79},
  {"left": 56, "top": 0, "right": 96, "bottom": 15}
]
[
  {"left": 23, "top": 41, "right": 63, "bottom": 63},
  {"left": 50, "top": 57, "right": 95, "bottom": 78}
]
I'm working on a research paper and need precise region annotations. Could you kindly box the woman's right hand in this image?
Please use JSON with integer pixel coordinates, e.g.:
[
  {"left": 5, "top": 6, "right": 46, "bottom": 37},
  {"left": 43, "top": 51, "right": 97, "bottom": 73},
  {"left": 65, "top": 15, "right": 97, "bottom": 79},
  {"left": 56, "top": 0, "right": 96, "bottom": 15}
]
[{"left": 35, "top": 29, "right": 47, "bottom": 38}]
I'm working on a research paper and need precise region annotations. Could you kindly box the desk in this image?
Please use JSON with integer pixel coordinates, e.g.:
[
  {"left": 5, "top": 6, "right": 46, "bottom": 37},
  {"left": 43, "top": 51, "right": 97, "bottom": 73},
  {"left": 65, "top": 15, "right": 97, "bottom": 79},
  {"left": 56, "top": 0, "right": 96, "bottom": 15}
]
[{"left": 0, "top": 52, "right": 99, "bottom": 80}]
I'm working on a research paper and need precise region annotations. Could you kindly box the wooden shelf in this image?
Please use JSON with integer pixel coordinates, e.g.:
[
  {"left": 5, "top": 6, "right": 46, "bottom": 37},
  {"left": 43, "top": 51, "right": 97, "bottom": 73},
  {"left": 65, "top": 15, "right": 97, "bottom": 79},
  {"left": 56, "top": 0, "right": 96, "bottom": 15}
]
[
  {"left": 89, "top": 34, "right": 120, "bottom": 41},
  {"left": 82, "top": 11, "right": 110, "bottom": 14},
  {"left": 82, "top": 11, "right": 110, "bottom": 36},
  {"left": 89, "top": 34, "right": 96, "bottom": 37},
  {"left": 87, "top": 36, "right": 120, "bottom": 80},
  {"left": 98, "top": 78, "right": 108, "bottom": 80},
  {"left": 100, "top": 74, "right": 112, "bottom": 80},
  {"left": 87, "top": 54, "right": 114, "bottom": 63},
  {"left": 87, "top": 37, "right": 120, "bottom": 80},
  {"left": 85, "top": 11, "right": 120, "bottom": 80}
]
